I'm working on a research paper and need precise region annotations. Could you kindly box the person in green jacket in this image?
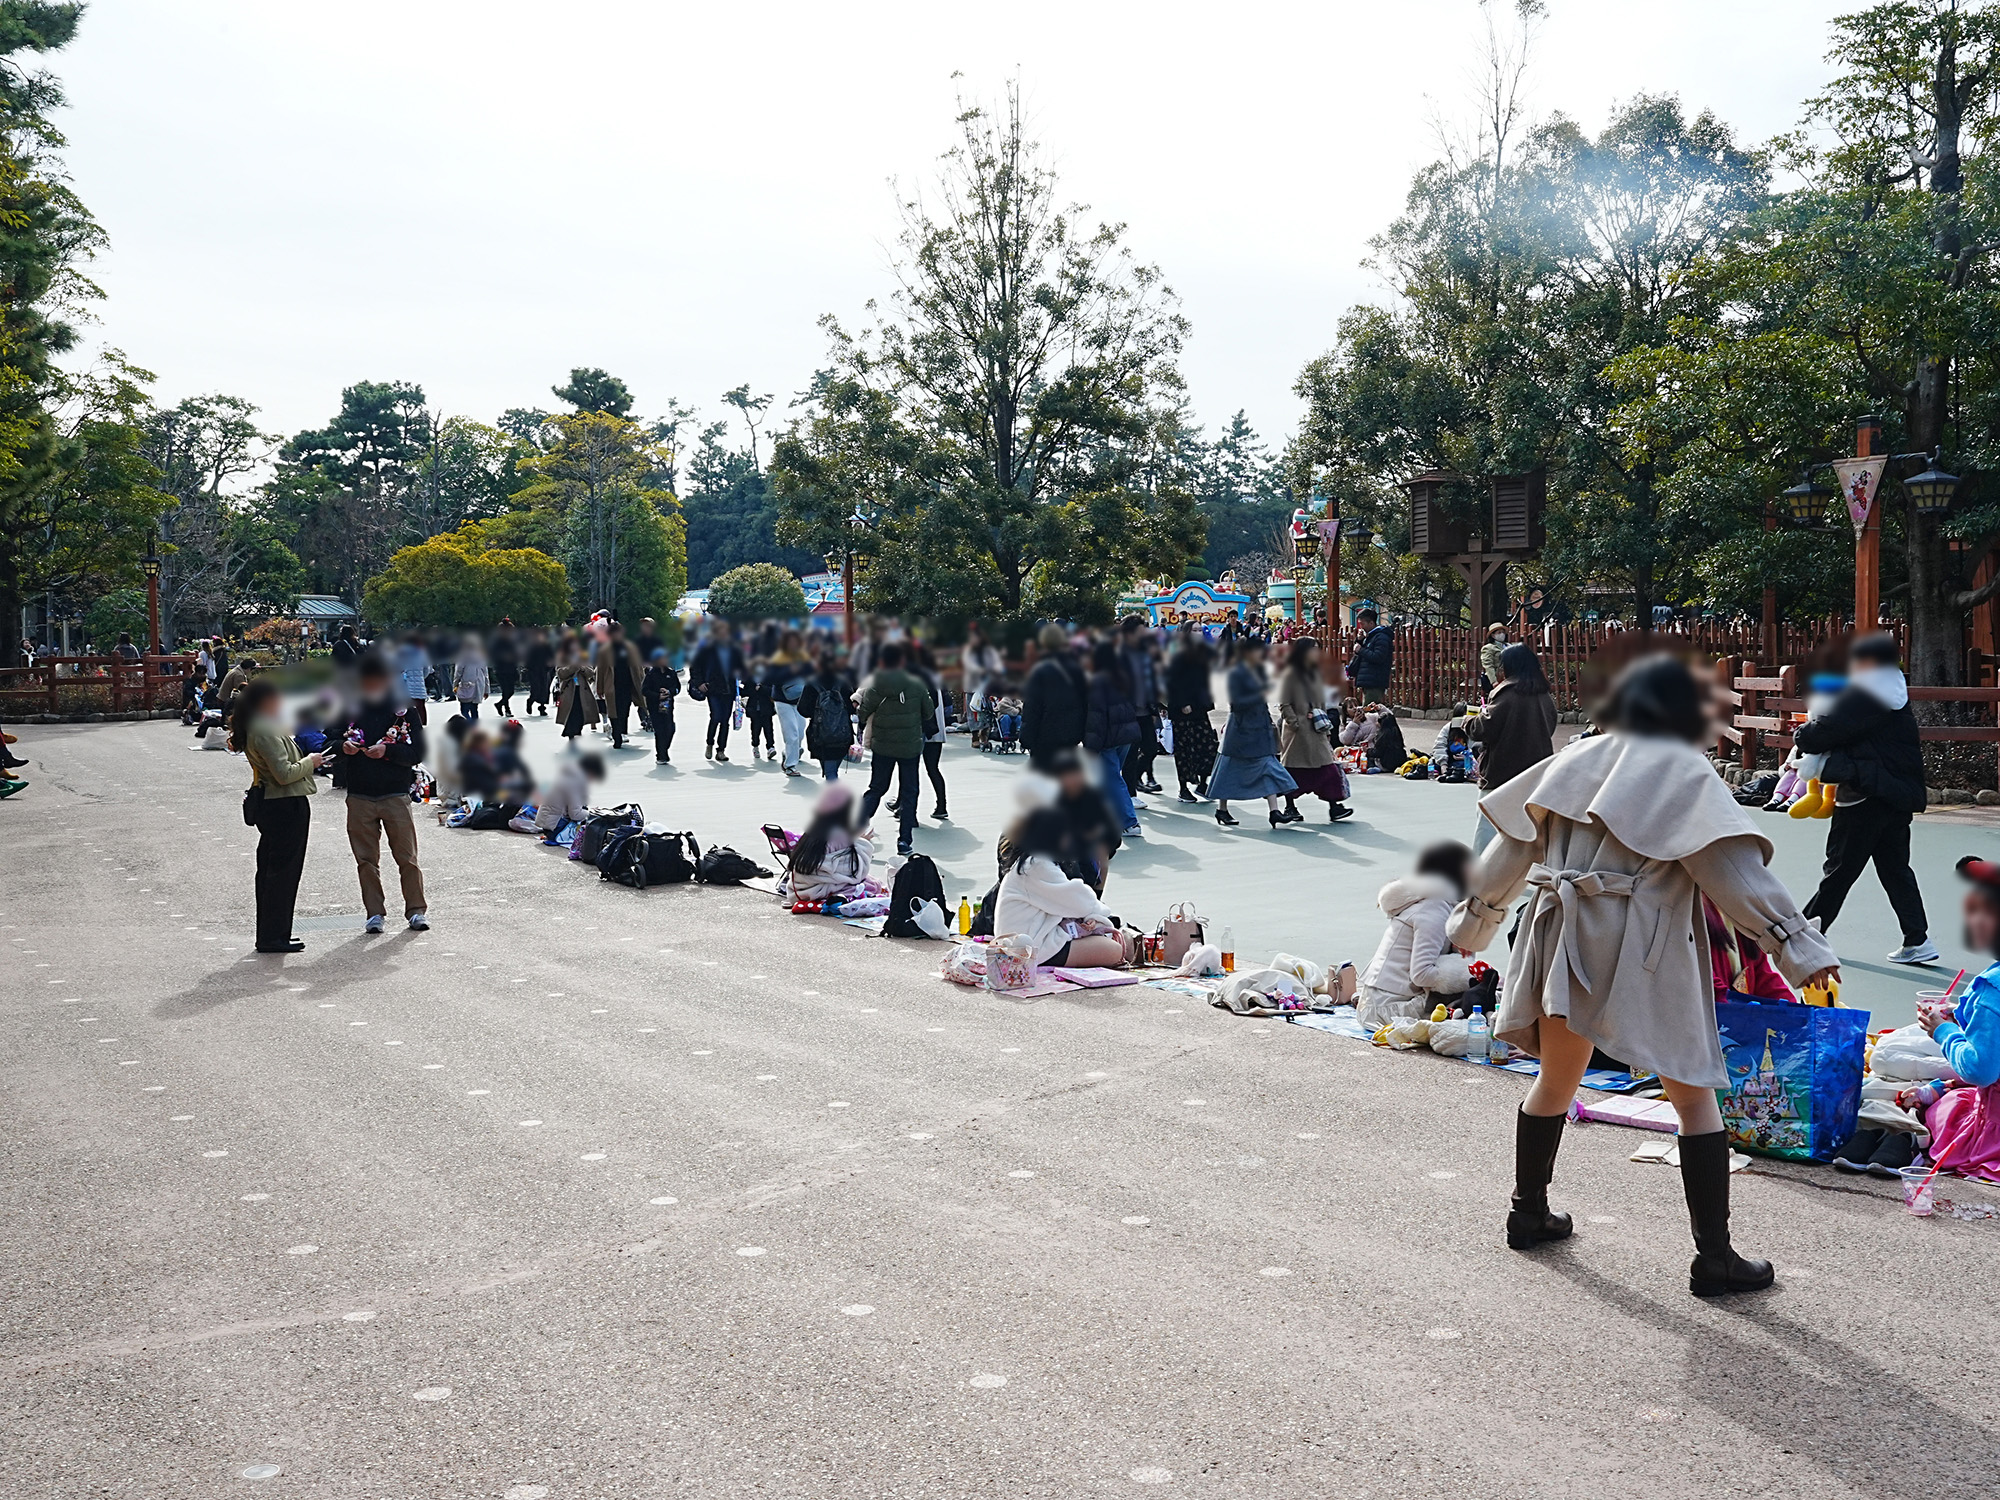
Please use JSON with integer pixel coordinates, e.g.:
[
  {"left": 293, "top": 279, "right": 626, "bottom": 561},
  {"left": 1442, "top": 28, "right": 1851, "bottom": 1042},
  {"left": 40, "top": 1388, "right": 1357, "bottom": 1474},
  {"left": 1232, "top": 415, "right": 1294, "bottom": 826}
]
[
  {"left": 854, "top": 641, "right": 937, "bottom": 856},
  {"left": 233, "top": 677, "right": 325, "bottom": 953}
]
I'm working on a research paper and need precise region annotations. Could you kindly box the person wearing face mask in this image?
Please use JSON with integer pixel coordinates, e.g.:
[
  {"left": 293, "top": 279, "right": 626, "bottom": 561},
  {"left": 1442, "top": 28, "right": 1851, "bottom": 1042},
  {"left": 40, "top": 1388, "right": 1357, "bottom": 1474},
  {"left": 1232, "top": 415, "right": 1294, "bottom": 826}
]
[
  {"left": 233, "top": 677, "right": 328, "bottom": 954},
  {"left": 336, "top": 653, "right": 430, "bottom": 935}
]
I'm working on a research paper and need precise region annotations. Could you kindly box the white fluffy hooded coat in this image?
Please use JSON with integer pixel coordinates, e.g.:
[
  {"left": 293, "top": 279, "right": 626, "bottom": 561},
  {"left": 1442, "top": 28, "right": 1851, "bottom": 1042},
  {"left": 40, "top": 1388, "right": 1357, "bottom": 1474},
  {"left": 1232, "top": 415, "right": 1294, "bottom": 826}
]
[{"left": 1356, "top": 873, "right": 1473, "bottom": 1027}]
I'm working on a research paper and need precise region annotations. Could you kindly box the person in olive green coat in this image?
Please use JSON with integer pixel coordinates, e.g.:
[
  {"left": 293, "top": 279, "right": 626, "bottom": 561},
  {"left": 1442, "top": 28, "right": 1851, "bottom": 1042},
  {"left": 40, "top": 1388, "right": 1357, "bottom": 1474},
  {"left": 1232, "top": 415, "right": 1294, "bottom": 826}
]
[
  {"left": 854, "top": 642, "right": 937, "bottom": 856},
  {"left": 233, "top": 677, "right": 325, "bottom": 953}
]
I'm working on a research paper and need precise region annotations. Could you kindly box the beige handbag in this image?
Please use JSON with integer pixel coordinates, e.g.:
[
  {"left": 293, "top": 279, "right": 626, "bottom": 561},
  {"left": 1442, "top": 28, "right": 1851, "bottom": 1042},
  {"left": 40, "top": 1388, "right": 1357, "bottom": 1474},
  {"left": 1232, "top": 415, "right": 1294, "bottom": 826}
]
[{"left": 1159, "top": 902, "right": 1206, "bottom": 965}]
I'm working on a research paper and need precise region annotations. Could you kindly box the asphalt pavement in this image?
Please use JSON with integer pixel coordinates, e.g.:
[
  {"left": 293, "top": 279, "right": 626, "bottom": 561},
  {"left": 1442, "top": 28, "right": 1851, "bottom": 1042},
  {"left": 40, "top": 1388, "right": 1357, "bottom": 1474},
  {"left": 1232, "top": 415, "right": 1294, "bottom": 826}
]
[{"left": 2, "top": 714, "right": 1996, "bottom": 1499}]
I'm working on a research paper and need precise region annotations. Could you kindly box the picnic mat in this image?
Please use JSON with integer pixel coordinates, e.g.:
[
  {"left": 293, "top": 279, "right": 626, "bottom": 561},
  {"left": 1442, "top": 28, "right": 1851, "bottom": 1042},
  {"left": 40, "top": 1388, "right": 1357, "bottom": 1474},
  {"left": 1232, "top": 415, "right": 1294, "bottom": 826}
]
[{"left": 1286, "top": 1007, "right": 1652, "bottom": 1092}]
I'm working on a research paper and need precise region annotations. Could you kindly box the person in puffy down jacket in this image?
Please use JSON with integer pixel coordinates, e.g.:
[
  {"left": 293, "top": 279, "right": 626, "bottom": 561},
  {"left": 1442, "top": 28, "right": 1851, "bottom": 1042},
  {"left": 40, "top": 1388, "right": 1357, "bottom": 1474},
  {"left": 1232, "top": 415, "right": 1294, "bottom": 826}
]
[{"left": 1356, "top": 842, "right": 1474, "bottom": 1028}]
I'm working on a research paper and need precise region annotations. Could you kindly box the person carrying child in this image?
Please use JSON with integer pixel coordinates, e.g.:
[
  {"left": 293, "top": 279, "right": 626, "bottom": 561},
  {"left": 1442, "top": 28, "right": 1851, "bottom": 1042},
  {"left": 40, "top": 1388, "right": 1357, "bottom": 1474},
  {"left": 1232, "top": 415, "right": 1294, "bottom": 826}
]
[{"left": 1769, "top": 670, "right": 1848, "bottom": 818}]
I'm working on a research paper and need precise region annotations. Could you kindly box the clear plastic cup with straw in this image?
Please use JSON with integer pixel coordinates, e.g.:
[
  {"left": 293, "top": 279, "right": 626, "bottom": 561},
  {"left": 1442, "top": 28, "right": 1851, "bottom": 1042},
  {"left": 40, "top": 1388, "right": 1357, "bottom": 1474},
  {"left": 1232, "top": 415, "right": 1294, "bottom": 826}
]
[{"left": 1899, "top": 1165, "right": 1937, "bottom": 1217}]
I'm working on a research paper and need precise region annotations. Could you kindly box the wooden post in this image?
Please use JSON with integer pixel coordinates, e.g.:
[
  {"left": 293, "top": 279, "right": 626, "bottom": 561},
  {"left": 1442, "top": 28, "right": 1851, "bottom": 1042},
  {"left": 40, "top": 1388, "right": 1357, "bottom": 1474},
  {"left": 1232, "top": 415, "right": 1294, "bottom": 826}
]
[{"left": 1856, "top": 416, "right": 1882, "bottom": 633}]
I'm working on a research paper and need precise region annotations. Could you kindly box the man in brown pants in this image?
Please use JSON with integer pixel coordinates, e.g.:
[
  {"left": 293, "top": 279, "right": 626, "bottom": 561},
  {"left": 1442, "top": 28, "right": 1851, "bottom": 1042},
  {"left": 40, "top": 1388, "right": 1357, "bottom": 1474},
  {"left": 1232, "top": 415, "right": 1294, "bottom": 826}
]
[{"left": 337, "top": 655, "right": 430, "bottom": 934}]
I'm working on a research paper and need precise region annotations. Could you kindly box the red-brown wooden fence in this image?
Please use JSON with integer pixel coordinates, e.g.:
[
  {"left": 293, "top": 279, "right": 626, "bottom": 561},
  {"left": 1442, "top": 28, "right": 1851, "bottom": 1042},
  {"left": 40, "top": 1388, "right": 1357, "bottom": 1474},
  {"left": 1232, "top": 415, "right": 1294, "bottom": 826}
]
[
  {"left": 1378, "top": 617, "right": 1886, "bottom": 714},
  {"left": 0, "top": 655, "right": 199, "bottom": 718}
]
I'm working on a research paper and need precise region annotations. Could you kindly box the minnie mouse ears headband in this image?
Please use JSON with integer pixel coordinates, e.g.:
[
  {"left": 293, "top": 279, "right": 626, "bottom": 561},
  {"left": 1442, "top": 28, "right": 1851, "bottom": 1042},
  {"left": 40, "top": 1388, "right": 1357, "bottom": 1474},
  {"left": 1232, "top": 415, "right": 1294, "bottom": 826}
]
[{"left": 1958, "top": 855, "right": 2000, "bottom": 895}]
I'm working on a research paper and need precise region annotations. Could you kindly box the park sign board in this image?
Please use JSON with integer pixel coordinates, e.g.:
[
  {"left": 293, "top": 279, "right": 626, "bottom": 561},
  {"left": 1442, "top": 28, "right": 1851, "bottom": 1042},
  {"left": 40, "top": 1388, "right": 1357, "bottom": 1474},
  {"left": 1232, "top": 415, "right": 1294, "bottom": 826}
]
[
  {"left": 1144, "top": 580, "right": 1253, "bottom": 630},
  {"left": 1833, "top": 456, "right": 1888, "bottom": 538}
]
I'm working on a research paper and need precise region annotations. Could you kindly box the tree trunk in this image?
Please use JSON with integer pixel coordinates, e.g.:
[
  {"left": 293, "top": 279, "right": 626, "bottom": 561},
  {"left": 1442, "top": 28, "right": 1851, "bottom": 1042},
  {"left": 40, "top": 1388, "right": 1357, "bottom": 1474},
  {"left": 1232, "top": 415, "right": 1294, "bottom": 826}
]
[
  {"left": 1906, "top": 33, "right": 1969, "bottom": 694},
  {"left": 0, "top": 542, "right": 19, "bottom": 667}
]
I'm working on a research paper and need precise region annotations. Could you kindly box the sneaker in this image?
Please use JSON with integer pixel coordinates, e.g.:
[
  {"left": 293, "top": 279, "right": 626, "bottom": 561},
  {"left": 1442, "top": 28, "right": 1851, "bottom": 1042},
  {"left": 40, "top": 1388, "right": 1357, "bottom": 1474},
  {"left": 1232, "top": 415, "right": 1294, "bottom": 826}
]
[
  {"left": 407, "top": 911, "right": 429, "bottom": 932},
  {"left": 1122, "top": 823, "right": 1142, "bottom": 839},
  {"left": 783, "top": 765, "right": 800, "bottom": 778},
  {"left": 1832, "top": 1127, "right": 1882, "bottom": 1174},
  {"left": 1865, "top": 1130, "right": 1919, "bottom": 1178},
  {"left": 896, "top": 840, "right": 913, "bottom": 857},
  {"left": 1886, "top": 940, "right": 1940, "bottom": 965},
  {"left": 364, "top": 914, "right": 385, "bottom": 935}
]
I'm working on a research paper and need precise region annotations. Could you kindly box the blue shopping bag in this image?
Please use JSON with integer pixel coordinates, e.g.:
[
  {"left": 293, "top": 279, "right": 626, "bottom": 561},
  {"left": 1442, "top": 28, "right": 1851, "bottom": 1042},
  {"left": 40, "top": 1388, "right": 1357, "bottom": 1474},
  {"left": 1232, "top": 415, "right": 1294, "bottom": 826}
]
[{"left": 1714, "top": 996, "right": 1870, "bottom": 1162}]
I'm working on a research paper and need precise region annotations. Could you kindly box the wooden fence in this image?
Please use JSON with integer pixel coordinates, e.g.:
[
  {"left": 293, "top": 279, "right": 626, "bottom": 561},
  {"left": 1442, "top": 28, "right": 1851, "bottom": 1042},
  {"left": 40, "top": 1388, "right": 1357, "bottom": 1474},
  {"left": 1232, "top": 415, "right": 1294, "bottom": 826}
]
[
  {"left": 1722, "top": 658, "right": 2000, "bottom": 781},
  {"left": 0, "top": 655, "right": 199, "bottom": 718},
  {"left": 1380, "top": 617, "right": 1884, "bottom": 714}
]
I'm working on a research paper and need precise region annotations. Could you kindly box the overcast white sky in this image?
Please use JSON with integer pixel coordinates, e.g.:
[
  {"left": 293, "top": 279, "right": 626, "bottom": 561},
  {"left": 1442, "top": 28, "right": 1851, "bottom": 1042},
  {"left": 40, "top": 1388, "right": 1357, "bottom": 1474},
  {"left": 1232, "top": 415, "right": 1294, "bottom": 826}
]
[{"left": 63, "top": 0, "right": 1845, "bottom": 457}]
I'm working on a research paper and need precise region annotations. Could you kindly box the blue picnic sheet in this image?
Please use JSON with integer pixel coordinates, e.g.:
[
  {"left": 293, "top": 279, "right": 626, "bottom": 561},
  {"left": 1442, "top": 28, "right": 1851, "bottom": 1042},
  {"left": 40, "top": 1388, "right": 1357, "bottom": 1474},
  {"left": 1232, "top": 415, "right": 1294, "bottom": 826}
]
[{"left": 1286, "top": 1008, "right": 1652, "bottom": 1092}]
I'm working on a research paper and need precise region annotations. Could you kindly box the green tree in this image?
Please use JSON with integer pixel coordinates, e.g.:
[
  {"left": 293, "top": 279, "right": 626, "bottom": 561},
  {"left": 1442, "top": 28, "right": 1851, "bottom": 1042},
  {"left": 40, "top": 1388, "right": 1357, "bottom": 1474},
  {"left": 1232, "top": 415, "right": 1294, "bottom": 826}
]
[
  {"left": 1291, "top": 32, "right": 1768, "bottom": 626},
  {"left": 267, "top": 380, "right": 430, "bottom": 605},
  {"left": 771, "top": 87, "right": 1201, "bottom": 630},
  {"left": 0, "top": 1, "right": 111, "bottom": 662},
  {"left": 82, "top": 585, "right": 146, "bottom": 648},
  {"left": 705, "top": 561, "right": 808, "bottom": 621},
  {"left": 513, "top": 410, "right": 686, "bottom": 619},
  {"left": 408, "top": 415, "right": 527, "bottom": 538},
  {"left": 142, "top": 393, "right": 295, "bottom": 640},
  {"left": 15, "top": 354, "right": 169, "bottom": 636},
  {"left": 682, "top": 420, "right": 824, "bottom": 585},
  {"left": 553, "top": 367, "right": 633, "bottom": 418},
  {"left": 362, "top": 527, "right": 568, "bottom": 628}
]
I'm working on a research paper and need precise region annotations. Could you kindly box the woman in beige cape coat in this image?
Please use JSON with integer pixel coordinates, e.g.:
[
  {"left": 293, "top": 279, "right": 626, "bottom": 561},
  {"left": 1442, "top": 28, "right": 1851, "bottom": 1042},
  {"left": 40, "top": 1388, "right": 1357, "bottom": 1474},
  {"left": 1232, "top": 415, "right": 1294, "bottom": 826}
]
[{"left": 1446, "top": 655, "right": 1839, "bottom": 1298}]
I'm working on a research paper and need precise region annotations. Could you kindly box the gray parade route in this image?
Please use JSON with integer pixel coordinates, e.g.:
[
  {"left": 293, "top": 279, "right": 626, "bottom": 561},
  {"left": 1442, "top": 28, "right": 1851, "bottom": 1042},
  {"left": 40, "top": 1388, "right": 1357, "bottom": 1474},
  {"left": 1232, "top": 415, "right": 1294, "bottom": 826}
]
[{"left": 4, "top": 715, "right": 1997, "bottom": 1499}]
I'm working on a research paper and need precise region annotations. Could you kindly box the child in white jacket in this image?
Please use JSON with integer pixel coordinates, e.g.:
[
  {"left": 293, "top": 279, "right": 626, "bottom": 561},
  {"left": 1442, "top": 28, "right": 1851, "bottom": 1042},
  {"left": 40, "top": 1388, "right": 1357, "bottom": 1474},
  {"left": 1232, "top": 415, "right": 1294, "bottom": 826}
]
[
  {"left": 1356, "top": 841, "right": 1475, "bottom": 1027},
  {"left": 994, "top": 808, "right": 1135, "bottom": 967}
]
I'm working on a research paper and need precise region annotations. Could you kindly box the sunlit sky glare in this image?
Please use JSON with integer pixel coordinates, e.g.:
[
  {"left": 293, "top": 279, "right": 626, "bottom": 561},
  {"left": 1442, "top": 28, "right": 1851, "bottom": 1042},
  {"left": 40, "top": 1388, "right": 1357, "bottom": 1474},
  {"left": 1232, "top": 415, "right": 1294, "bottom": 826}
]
[{"left": 65, "top": 0, "right": 1844, "bottom": 459}]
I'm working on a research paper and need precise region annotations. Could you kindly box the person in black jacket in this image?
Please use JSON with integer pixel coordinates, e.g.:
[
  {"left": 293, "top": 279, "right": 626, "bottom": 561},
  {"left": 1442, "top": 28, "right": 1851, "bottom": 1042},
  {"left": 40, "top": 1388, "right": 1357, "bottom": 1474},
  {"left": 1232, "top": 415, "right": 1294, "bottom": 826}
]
[
  {"left": 641, "top": 647, "right": 681, "bottom": 764},
  {"left": 1346, "top": 608, "right": 1394, "bottom": 698},
  {"left": 1166, "top": 627, "right": 1217, "bottom": 801},
  {"left": 1021, "top": 624, "right": 1088, "bottom": 772},
  {"left": 1796, "top": 633, "right": 1934, "bottom": 962},
  {"left": 688, "top": 626, "right": 744, "bottom": 762},
  {"left": 522, "top": 629, "right": 556, "bottom": 716},
  {"left": 337, "top": 654, "right": 429, "bottom": 935},
  {"left": 489, "top": 623, "right": 520, "bottom": 716},
  {"left": 1083, "top": 637, "right": 1142, "bottom": 835},
  {"left": 800, "top": 655, "right": 854, "bottom": 779}
]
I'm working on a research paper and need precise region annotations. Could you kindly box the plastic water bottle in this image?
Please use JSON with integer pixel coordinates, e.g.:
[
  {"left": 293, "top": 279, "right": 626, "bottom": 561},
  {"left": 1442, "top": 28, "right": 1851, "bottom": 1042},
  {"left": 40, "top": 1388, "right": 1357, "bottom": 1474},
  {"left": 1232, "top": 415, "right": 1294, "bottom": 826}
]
[
  {"left": 1467, "top": 1006, "right": 1490, "bottom": 1063},
  {"left": 1488, "top": 1023, "right": 1509, "bottom": 1066}
]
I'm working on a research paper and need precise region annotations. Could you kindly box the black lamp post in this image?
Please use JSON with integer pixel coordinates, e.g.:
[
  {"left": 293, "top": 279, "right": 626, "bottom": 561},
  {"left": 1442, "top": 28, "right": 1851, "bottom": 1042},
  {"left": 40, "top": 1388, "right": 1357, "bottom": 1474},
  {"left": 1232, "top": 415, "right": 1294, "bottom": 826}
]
[
  {"left": 1904, "top": 458, "right": 1961, "bottom": 513},
  {"left": 142, "top": 538, "right": 162, "bottom": 656}
]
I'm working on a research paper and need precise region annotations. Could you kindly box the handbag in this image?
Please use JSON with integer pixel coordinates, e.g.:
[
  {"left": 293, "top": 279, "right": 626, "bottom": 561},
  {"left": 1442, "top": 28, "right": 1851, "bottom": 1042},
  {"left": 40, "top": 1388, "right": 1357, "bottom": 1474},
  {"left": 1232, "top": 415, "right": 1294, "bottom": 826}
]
[
  {"left": 1158, "top": 902, "right": 1205, "bottom": 965},
  {"left": 1715, "top": 996, "right": 1870, "bottom": 1162},
  {"left": 241, "top": 782, "right": 265, "bottom": 827}
]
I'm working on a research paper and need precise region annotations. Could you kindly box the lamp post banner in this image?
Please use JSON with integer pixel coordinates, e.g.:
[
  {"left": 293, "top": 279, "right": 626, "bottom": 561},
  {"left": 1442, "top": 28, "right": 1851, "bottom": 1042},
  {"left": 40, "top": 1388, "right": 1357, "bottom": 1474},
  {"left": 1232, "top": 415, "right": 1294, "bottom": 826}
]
[{"left": 1833, "top": 456, "right": 1887, "bottom": 538}]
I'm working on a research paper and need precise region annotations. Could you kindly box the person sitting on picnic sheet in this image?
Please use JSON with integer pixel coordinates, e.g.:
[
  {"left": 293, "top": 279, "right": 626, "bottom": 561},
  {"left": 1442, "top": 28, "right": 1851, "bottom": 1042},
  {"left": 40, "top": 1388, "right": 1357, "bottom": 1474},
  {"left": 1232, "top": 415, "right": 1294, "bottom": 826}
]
[
  {"left": 1356, "top": 840, "right": 1475, "bottom": 1029},
  {"left": 782, "top": 781, "right": 878, "bottom": 906},
  {"left": 994, "top": 806, "right": 1137, "bottom": 970}
]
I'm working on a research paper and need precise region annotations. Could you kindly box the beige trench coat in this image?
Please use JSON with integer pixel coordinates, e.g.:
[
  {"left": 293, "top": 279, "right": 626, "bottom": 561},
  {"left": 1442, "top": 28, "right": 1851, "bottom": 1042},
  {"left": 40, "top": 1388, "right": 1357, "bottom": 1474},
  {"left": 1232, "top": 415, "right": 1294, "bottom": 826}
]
[
  {"left": 555, "top": 660, "right": 598, "bottom": 726},
  {"left": 1275, "top": 665, "right": 1335, "bottom": 769},
  {"left": 1445, "top": 732, "right": 1837, "bottom": 1088},
  {"left": 593, "top": 638, "right": 647, "bottom": 715}
]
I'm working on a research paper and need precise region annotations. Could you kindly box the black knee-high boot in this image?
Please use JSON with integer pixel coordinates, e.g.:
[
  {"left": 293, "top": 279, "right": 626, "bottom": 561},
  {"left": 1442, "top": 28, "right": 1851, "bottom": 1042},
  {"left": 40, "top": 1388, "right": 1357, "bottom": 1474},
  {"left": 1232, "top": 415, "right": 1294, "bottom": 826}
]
[
  {"left": 1507, "top": 1108, "right": 1575, "bottom": 1250},
  {"left": 1679, "top": 1130, "right": 1773, "bottom": 1297}
]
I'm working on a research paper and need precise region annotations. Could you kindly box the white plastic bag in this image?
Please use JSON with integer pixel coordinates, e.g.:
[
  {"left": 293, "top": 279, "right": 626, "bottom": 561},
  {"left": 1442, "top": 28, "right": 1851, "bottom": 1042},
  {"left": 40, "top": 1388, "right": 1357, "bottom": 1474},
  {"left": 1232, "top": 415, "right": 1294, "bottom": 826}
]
[
  {"left": 910, "top": 898, "right": 950, "bottom": 941},
  {"left": 942, "top": 941, "right": 986, "bottom": 986},
  {"left": 1175, "top": 942, "right": 1224, "bottom": 978}
]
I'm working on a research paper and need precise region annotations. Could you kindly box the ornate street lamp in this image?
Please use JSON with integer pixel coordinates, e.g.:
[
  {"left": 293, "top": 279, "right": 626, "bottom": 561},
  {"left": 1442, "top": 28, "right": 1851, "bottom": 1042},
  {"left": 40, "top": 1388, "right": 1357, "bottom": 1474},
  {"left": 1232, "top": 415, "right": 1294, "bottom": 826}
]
[
  {"left": 1903, "top": 459, "right": 1960, "bottom": 513},
  {"left": 1779, "top": 475, "right": 1832, "bottom": 526},
  {"left": 1345, "top": 517, "right": 1374, "bottom": 549},
  {"left": 142, "top": 537, "right": 162, "bottom": 656}
]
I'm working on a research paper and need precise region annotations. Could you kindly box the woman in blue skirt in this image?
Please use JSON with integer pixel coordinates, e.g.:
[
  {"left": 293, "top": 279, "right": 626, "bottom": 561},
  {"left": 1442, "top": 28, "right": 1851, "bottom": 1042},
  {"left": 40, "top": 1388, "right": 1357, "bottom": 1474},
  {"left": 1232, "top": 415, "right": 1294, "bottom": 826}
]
[{"left": 1207, "top": 636, "right": 1298, "bottom": 828}]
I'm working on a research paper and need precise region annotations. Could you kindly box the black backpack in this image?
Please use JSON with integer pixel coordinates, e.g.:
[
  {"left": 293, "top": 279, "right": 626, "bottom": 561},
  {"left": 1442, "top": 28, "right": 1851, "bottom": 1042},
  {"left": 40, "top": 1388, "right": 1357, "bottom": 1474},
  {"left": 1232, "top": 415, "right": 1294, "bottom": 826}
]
[
  {"left": 576, "top": 803, "right": 644, "bottom": 864},
  {"left": 807, "top": 686, "right": 852, "bottom": 757},
  {"left": 599, "top": 827, "right": 701, "bottom": 889},
  {"left": 696, "top": 845, "right": 772, "bottom": 885},
  {"left": 884, "top": 853, "right": 948, "bottom": 937}
]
